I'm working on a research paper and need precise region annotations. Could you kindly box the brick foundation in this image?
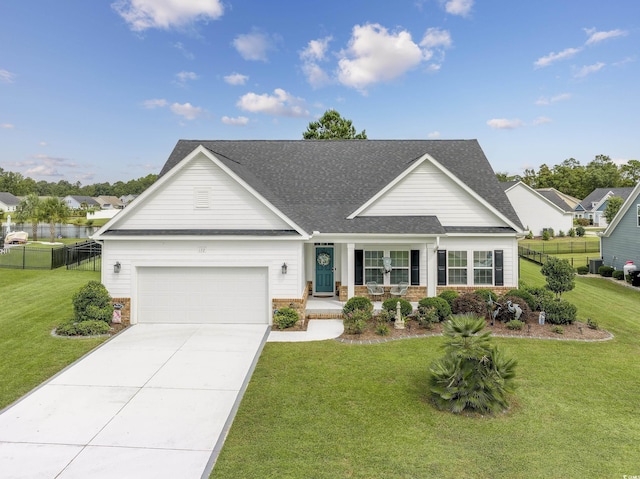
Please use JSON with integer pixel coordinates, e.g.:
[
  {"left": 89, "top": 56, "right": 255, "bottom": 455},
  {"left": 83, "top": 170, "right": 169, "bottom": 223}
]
[
  {"left": 339, "top": 285, "right": 427, "bottom": 302},
  {"left": 272, "top": 282, "right": 310, "bottom": 320},
  {"left": 436, "top": 286, "right": 512, "bottom": 296},
  {"left": 111, "top": 297, "right": 131, "bottom": 325}
]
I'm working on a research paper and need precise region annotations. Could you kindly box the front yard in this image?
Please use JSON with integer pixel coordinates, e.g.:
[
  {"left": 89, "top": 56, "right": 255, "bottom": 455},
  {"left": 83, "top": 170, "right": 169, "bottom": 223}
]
[{"left": 211, "top": 260, "right": 640, "bottom": 478}]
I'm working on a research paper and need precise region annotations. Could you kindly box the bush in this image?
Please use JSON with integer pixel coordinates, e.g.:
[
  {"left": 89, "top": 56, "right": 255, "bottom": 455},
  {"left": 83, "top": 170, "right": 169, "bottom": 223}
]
[
  {"left": 568, "top": 228, "right": 576, "bottom": 237},
  {"left": 415, "top": 306, "right": 439, "bottom": 328},
  {"left": 503, "top": 289, "right": 536, "bottom": 310},
  {"left": 273, "top": 307, "right": 299, "bottom": 329},
  {"left": 343, "top": 296, "right": 373, "bottom": 315},
  {"left": 375, "top": 323, "right": 390, "bottom": 336},
  {"left": 574, "top": 218, "right": 590, "bottom": 227},
  {"left": 474, "top": 289, "right": 498, "bottom": 303},
  {"left": 542, "top": 230, "right": 551, "bottom": 241},
  {"left": 576, "top": 265, "right": 589, "bottom": 275},
  {"left": 451, "top": 293, "right": 486, "bottom": 317},
  {"left": 558, "top": 230, "right": 565, "bottom": 237},
  {"left": 494, "top": 296, "right": 532, "bottom": 323},
  {"left": 344, "top": 309, "right": 370, "bottom": 334},
  {"left": 521, "top": 285, "right": 554, "bottom": 311},
  {"left": 506, "top": 320, "right": 525, "bottom": 330},
  {"left": 72, "top": 281, "right": 113, "bottom": 323},
  {"left": 576, "top": 225, "right": 586, "bottom": 237},
  {"left": 613, "top": 270, "right": 625, "bottom": 280},
  {"left": 375, "top": 309, "right": 395, "bottom": 323},
  {"left": 418, "top": 297, "right": 452, "bottom": 322},
  {"left": 551, "top": 325, "right": 564, "bottom": 334},
  {"left": 586, "top": 318, "right": 599, "bottom": 330},
  {"left": 382, "top": 298, "right": 413, "bottom": 317},
  {"left": 598, "top": 265, "right": 614, "bottom": 277},
  {"left": 56, "top": 320, "right": 110, "bottom": 336},
  {"left": 438, "top": 290, "right": 459, "bottom": 307},
  {"left": 542, "top": 299, "right": 577, "bottom": 325},
  {"left": 525, "top": 231, "right": 534, "bottom": 239}
]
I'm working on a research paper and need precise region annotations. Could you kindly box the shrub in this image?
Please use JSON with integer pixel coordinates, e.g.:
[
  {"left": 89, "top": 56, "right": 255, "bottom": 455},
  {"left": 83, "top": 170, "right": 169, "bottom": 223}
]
[
  {"left": 568, "top": 228, "right": 576, "bottom": 237},
  {"left": 521, "top": 285, "right": 554, "bottom": 311},
  {"left": 438, "top": 290, "right": 459, "bottom": 307},
  {"left": 382, "top": 298, "right": 413, "bottom": 317},
  {"left": 56, "top": 320, "right": 110, "bottom": 336},
  {"left": 547, "top": 228, "right": 555, "bottom": 237},
  {"left": 506, "top": 320, "right": 524, "bottom": 330},
  {"left": 525, "top": 231, "right": 533, "bottom": 239},
  {"left": 415, "top": 306, "right": 439, "bottom": 328},
  {"left": 474, "top": 289, "right": 498, "bottom": 303},
  {"left": 273, "top": 307, "right": 299, "bottom": 329},
  {"left": 576, "top": 265, "right": 589, "bottom": 275},
  {"left": 574, "top": 218, "right": 590, "bottom": 227},
  {"left": 375, "top": 309, "right": 395, "bottom": 323},
  {"left": 375, "top": 323, "right": 390, "bottom": 336},
  {"left": 575, "top": 225, "right": 586, "bottom": 237},
  {"left": 343, "top": 296, "right": 373, "bottom": 315},
  {"left": 586, "top": 318, "right": 599, "bottom": 330},
  {"left": 542, "top": 299, "right": 577, "bottom": 325},
  {"left": 598, "top": 265, "right": 614, "bottom": 277},
  {"left": 343, "top": 309, "right": 370, "bottom": 334},
  {"left": 72, "top": 281, "right": 113, "bottom": 323},
  {"left": 542, "top": 230, "right": 550, "bottom": 241},
  {"left": 558, "top": 230, "right": 565, "bottom": 238},
  {"left": 503, "top": 289, "right": 536, "bottom": 310},
  {"left": 494, "top": 296, "right": 532, "bottom": 323},
  {"left": 613, "top": 270, "right": 625, "bottom": 280},
  {"left": 418, "top": 297, "right": 452, "bottom": 322},
  {"left": 551, "top": 325, "right": 564, "bottom": 334},
  {"left": 452, "top": 293, "right": 486, "bottom": 316},
  {"left": 541, "top": 257, "right": 575, "bottom": 298}
]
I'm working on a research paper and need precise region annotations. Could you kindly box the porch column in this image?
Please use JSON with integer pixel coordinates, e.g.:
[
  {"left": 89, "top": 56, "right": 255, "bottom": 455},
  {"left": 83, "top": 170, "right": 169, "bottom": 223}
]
[
  {"left": 420, "top": 242, "right": 428, "bottom": 290},
  {"left": 427, "top": 242, "right": 437, "bottom": 297},
  {"left": 347, "top": 243, "right": 355, "bottom": 299}
]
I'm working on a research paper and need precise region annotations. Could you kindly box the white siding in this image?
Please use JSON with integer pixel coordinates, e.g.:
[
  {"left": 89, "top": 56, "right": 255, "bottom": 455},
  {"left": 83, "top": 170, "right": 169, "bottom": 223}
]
[
  {"left": 506, "top": 184, "right": 573, "bottom": 236},
  {"left": 360, "top": 162, "right": 505, "bottom": 226},
  {"left": 116, "top": 154, "right": 291, "bottom": 230}
]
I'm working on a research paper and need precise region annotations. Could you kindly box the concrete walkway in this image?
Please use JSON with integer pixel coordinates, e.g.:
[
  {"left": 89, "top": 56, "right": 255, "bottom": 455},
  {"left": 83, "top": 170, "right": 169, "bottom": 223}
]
[
  {"left": 268, "top": 319, "right": 344, "bottom": 342},
  {"left": 0, "top": 324, "right": 269, "bottom": 479}
]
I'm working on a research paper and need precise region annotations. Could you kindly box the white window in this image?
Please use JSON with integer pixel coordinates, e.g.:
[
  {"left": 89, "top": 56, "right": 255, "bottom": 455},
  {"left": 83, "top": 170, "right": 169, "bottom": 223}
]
[
  {"left": 448, "top": 251, "right": 467, "bottom": 285},
  {"left": 390, "top": 251, "right": 409, "bottom": 284},
  {"left": 365, "top": 250, "right": 384, "bottom": 283},
  {"left": 474, "top": 251, "right": 493, "bottom": 285}
]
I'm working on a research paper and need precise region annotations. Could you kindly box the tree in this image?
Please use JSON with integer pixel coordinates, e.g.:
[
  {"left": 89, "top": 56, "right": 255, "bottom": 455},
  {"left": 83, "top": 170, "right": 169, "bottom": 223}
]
[
  {"left": 15, "top": 193, "right": 45, "bottom": 241},
  {"left": 41, "top": 197, "right": 70, "bottom": 243},
  {"left": 540, "top": 257, "right": 575, "bottom": 299},
  {"left": 303, "top": 109, "right": 367, "bottom": 140},
  {"left": 428, "top": 314, "right": 517, "bottom": 414},
  {"left": 603, "top": 195, "right": 624, "bottom": 224},
  {"left": 583, "top": 155, "right": 622, "bottom": 194},
  {"left": 620, "top": 159, "right": 640, "bottom": 186}
]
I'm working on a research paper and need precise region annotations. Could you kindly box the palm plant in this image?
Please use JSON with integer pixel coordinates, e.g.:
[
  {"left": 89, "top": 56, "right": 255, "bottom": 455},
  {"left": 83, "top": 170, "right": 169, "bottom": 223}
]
[
  {"left": 429, "top": 313, "right": 517, "bottom": 414},
  {"left": 41, "top": 197, "right": 70, "bottom": 243},
  {"left": 15, "top": 193, "right": 44, "bottom": 241}
]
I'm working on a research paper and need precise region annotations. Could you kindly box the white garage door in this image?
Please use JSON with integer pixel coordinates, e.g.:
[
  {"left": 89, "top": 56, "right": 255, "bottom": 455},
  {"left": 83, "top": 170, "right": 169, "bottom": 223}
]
[{"left": 137, "top": 267, "right": 268, "bottom": 324}]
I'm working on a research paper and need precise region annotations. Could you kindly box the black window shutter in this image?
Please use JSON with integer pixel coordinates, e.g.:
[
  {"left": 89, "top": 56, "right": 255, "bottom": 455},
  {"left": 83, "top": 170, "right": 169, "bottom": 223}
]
[
  {"left": 437, "top": 249, "right": 447, "bottom": 286},
  {"left": 410, "top": 250, "right": 420, "bottom": 285},
  {"left": 355, "top": 250, "right": 364, "bottom": 285},
  {"left": 494, "top": 250, "right": 504, "bottom": 286}
]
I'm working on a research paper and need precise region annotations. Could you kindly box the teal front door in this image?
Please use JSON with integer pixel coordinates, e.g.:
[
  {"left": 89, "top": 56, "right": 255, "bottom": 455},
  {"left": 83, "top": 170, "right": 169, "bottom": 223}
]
[{"left": 315, "top": 247, "right": 334, "bottom": 294}]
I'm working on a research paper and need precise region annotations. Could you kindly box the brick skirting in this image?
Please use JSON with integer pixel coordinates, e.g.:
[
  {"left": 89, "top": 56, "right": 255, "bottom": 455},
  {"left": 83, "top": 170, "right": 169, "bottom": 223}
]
[{"left": 111, "top": 297, "right": 131, "bottom": 325}]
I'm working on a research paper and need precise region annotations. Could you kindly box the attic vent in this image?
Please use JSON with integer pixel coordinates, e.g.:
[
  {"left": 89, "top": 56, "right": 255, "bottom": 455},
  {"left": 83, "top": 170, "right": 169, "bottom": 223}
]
[{"left": 194, "top": 188, "right": 211, "bottom": 209}]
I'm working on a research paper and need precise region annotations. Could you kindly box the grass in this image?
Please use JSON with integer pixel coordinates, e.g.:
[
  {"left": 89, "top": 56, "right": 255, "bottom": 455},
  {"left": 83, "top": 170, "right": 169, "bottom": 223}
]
[
  {"left": 0, "top": 268, "right": 105, "bottom": 410},
  {"left": 211, "top": 260, "right": 640, "bottom": 479}
]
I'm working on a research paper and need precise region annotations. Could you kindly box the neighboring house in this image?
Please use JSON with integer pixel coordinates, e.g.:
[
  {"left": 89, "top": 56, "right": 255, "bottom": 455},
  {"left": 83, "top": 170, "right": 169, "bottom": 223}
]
[
  {"left": 502, "top": 181, "right": 574, "bottom": 236},
  {"left": 94, "top": 196, "right": 124, "bottom": 209},
  {"left": 574, "top": 187, "right": 634, "bottom": 227},
  {"left": 119, "top": 194, "right": 137, "bottom": 206},
  {"left": 64, "top": 195, "right": 100, "bottom": 210},
  {"left": 92, "top": 140, "right": 523, "bottom": 325},
  {"left": 600, "top": 182, "right": 640, "bottom": 271},
  {"left": 0, "top": 192, "right": 20, "bottom": 213}
]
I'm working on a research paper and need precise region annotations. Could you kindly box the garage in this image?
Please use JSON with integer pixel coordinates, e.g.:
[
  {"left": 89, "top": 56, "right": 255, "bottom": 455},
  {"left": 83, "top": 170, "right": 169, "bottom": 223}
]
[{"left": 137, "top": 267, "right": 269, "bottom": 324}]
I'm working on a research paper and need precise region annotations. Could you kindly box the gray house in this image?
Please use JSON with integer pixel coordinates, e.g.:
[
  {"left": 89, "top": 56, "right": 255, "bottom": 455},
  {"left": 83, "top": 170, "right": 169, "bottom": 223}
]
[
  {"left": 0, "top": 192, "right": 20, "bottom": 212},
  {"left": 600, "top": 182, "right": 640, "bottom": 271},
  {"left": 575, "top": 187, "right": 634, "bottom": 227}
]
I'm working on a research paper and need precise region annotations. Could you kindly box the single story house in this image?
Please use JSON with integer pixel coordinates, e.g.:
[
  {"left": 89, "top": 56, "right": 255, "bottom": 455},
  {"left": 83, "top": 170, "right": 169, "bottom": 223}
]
[
  {"left": 63, "top": 195, "right": 100, "bottom": 210},
  {"left": 94, "top": 195, "right": 124, "bottom": 209},
  {"left": 92, "top": 140, "right": 524, "bottom": 325},
  {"left": 0, "top": 192, "right": 20, "bottom": 213},
  {"left": 600, "top": 182, "right": 640, "bottom": 271},
  {"left": 575, "top": 187, "right": 634, "bottom": 227},
  {"left": 502, "top": 181, "right": 575, "bottom": 236}
]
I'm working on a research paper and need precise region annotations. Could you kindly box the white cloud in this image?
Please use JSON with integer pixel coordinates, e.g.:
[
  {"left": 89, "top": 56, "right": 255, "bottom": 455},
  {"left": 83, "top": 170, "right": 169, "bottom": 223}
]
[
  {"left": 427, "top": 131, "right": 441, "bottom": 138},
  {"left": 442, "top": 0, "right": 474, "bottom": 16},
  {"left": 175, "top": 71, "right": 198, "bottom": 85},
  {"left": 221, "top": 116, "right": 249, "bottom": 125},
  {"left": 25, "top": 165, "right": 63, "bottom": 177},
  {"left": 300, "top": 37, "right": 333, "bottom": 88},
  {"left": 112, "top": 0, "right": 224, "bottom": 31},
  {"left": 142, "top": 98, "right": 168, "bottom": 109},
  {"left": 535, "top": 93, "right": 571, "bottom": 105},
  {"left": 0, "top": 69, "right": 15, "bottom": 83},
  {"left": 173, "top": 42, "right": 195, "bottom": 59},
  {"left": 337, "top": 23, "right": 449, "bottom": 92},
  {"left": 237, "top": 88, "right": 309, "bottom": 117},
  {"left": 574, "top": 62, "right": 605, "bottom": 78},
  {"left": 233, "top": 30, "right": 277, "bottom": 62},
  {"left": 38, "top": 141, "right": 48, "bottom": 146},
  {"left": 584, "top": 27, "right": 628, "bottom": 45},
  {"left": 223, "top": 73, "right": 249, "bottom": 85},
  {"left": 1, "top": 123, "right": 15, "bottom": 129},
  {"left": 170, "top": 102, "right": 203, "bottom": 120},
  {"left": 534, "top": 47, "right": 581, "bottom": 68},
  {"left": 533, "top": 116, "right": 552, "bottom": 125},
  {"left": 487, "top": 118, "right": 524, "bottom": 130},
  {"left": 301, "top": 37, "right": 332, "bottom": 62},
  {"left": 21, "top": 154, "right": 78, "bottom": 177}
]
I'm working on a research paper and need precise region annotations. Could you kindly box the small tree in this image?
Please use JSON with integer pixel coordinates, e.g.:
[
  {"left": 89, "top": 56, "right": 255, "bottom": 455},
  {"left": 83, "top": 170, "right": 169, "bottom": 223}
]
[
  {"left": 603, "top": 196, "right": 624, "bottom": 224},
  {"left": 15, "top": 193, "right": 44, "bottom": 241},
  {"left": 41, "top": 197, "right": 70, "bottom": 242},
  {"left": 72, "top": 281, "right": 114, "bottom": 323},
  {"left": 303, "top": 109, "right": 367, "bottom": 140},
  {"left": 540, "top": 256, "right": 575, "bottom": 299}
]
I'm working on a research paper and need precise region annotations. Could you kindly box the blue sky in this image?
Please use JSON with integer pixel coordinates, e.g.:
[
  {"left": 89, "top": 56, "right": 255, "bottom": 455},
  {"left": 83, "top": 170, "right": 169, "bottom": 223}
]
[{"left": 1, "top": 0, "right": 638, "bottom": 184}]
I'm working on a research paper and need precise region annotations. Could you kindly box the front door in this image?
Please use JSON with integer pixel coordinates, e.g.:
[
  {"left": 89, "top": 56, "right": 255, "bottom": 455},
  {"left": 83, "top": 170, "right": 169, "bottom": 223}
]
[{"left": 315, "top": 247, "right": 334, "bottom": 295}]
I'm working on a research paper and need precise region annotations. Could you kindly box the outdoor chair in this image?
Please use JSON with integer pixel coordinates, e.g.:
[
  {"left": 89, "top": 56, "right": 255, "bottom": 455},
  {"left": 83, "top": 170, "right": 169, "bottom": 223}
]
[
  {"left": 366, "top": 281, "right": 385, "bottom": 300},
  {"left": 390, "top": 281, "right": 409, "bottom": 297}
]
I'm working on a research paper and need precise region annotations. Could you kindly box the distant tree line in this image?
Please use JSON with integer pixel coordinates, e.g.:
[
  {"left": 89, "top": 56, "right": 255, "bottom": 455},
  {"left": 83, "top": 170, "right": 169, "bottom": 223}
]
[
  {"left": 0, "top": 167, "right": 158, "bottom": 198},
  {"left": 496, "top": 155, "right": 640, "bottom": 200}
]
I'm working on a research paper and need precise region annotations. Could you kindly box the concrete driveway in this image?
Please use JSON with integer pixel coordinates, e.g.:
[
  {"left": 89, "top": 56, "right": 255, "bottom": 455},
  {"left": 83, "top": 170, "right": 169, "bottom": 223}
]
[{"left": 0, "top": 323, "right": 269, "bottom": 479}]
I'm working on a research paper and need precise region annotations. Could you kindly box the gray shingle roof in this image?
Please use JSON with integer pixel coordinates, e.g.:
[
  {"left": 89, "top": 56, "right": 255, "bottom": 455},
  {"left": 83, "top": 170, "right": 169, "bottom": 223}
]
[
  {"left": 579, "top": 187, "right": 635, "bottom": 211},
  {"left": 0, "top": 192, "right": 20, "bottom": 206},
  {"left": 159, "top": 140, "right": 522, "bottom": 235}
]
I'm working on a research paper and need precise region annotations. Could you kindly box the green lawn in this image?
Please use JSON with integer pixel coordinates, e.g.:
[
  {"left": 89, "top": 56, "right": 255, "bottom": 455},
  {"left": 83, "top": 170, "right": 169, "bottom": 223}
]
[
  {"left": 0, "top": 268, "right": 105, "bottom": 409},
  {"left": 212, "top": 260, "right": 640, "bottom": 479}
]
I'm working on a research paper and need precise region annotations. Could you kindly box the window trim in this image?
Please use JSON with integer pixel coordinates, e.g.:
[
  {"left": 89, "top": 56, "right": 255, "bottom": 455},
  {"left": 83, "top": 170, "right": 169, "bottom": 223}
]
[{"left": 447, "top": 250, "right": 468, "bottom": 285}]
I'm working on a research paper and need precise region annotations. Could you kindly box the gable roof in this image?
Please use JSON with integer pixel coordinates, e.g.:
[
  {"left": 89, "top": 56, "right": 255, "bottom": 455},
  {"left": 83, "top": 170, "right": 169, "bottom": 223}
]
[
  {"left": 0, "top": 192, "right": 20, "bottom": 207},
  {"left": 535, "top": 188, "right": 581, "bottom": 212},
  {"left": 579, "top": 187, "right": 634, "bottom": 212},
  {"left": 502, "top": 181, "right": 572, "bottom": 215},
  {"left": 601, "top": 182, "right": 640, "bottom": 236},
  {"left": 65, "top": 195, "right": 100, "bottom": 206},
  {"left": 157, "top": 140, "right": 521, "bottom": 235}
]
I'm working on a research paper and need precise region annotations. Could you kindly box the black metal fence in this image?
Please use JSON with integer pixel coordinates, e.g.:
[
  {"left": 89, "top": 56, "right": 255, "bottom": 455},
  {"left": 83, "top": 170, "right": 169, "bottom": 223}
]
[
  {"left": 518, "top": 241, "right": 600, "bottom": 254},
  {"left": 66, "top": 241, "right": 102, "bottom": 272},
  {"left": 518, "top": 246, "right": 597, "bottom": 267},
  {"left": 0, "top": 241, "right": 101, "bottom": 271}
]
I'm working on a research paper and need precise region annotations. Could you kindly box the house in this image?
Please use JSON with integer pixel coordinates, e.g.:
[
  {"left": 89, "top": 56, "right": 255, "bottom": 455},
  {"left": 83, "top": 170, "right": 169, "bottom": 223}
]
[
  {"left": 600, "top": 182, "right": 640, "bottom": 271},
  {"left": 119, "top": 194, "right": 137, "bottom": 206},
  {"left": 92, "top": 140, "right": 523, "bottom": 325},
  {"left": 94, "top": 195, "right": 124, "bottom": 209},
  {"left": 63, "top": 195, "right": 100, "bottom": 210},
  {"left": 0, "top": 192, "right": 20, "bottom": 213},
  {"left": 574, "top": 187, "right": 634, "bottom": 227},
  {"left": 502, "top": 182, "right": 576, "bottom": 236}
]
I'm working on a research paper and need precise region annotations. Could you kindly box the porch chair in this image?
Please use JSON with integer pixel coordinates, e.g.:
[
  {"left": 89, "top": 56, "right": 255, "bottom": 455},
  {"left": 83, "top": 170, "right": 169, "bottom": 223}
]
[
  {"left": 390, "top": 281, "right": 409, "bottom": 297},
  {"left": 366, "top": 281, "right": 385, "bottom": 300}
]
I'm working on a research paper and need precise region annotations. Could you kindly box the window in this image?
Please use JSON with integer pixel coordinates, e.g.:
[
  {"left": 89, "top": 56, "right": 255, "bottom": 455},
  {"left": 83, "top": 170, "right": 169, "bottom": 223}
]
[
  {"left": 390, "top": 251, "right": 409, "bottom": 284},
  {"left": 474, "top": 251, "right": 493, "bottom": 285},
  {"left": 364, "top": 250, "right": 384, "bottom": 283},
  {"left": 448, "top": 251, "right": 467, "bottom": 285}
]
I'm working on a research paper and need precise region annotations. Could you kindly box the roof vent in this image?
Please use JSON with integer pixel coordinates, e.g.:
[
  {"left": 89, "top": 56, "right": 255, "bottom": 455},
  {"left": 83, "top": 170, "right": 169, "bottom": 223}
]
[{"left": 194, "top": 188, "right": 210, "bottom": 209}]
